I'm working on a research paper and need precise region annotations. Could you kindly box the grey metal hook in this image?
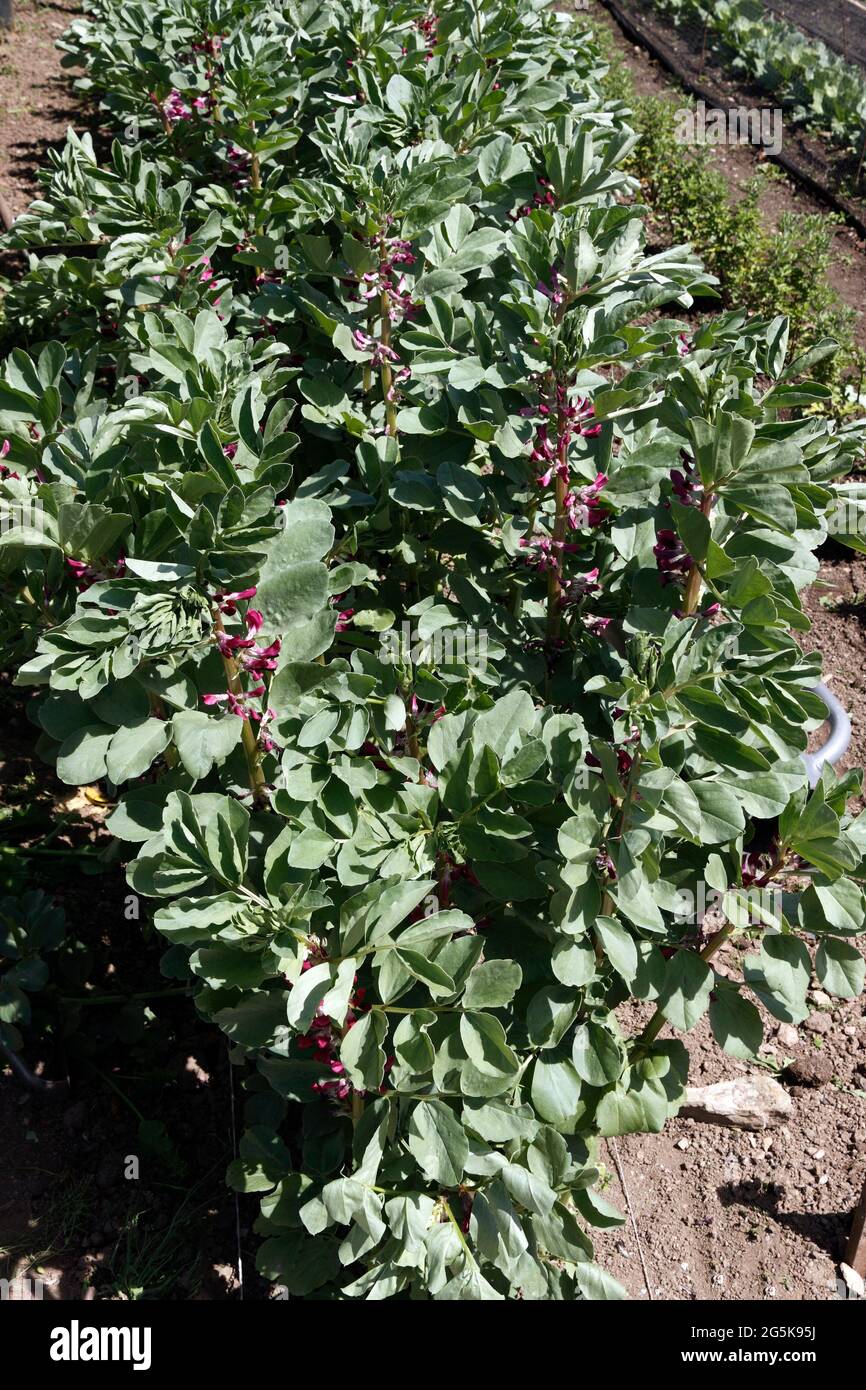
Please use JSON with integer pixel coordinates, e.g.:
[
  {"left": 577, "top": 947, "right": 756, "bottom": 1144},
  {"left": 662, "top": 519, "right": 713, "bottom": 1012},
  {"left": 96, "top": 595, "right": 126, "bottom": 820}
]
[{"left": 803, "top": 682, "right": 852, "bottom": 788}]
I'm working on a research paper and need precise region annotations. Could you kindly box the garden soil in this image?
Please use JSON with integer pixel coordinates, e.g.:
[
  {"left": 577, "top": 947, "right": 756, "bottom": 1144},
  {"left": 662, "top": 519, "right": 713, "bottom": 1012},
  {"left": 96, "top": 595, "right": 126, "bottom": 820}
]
[{"left": 0, "top": 0, "right": 86, "bottom": 221}]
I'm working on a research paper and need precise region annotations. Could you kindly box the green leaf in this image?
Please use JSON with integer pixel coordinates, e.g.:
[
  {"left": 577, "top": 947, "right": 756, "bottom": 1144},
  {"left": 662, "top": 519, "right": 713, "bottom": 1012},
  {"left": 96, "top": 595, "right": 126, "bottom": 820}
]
[
  {"left": 462, "top": 959, "right": 522, "bottom": 1009},
  {"left": 799, "top": 880, "right": 866, "bottom": 936},
  {"left": 406, "top": 1099, "right": 469, "bottom": 1186},
  {"left": 691, "top": 782, "right": 746, "bottom": 843},
  {"left": 594, "top": 917, "right": 638, "bottom": 983},
  {"left": 551, "top": 937, "right": 597, "bottom": 988},
  {"left": 815, "top": 938, "right": 865, "bottom": 999},
  {"left": 56, "top": 725, "right": 113, "bottom": 785},
  {"left": 286, "top": 961, "right": 332, "bottom": 1032},
  {"left": 530, "top": 1054, "right": 585, "bottom": 1132},
  {"left": 709, "top": 988, "right": 763, "bottom": 1059},
  {"left": 574, "top": 1263, "right": 628, "bottom": 1301},
  {"left": 287, "top": 827, "right": 336, "bottom": 870},
  {"left": 572, "top": 1021, "right": 624, "bottom": 1086},
  {"left": 526, "top": 987, "right": 578, "bottom": 1049},
  {"left": 459, "top": 1011, "right": 519, "bottom": 1077},
  {"left": 656, "top": 951, "right": 714, "bottom": 1031},
  {"left": 172, "top": 711, "right": 243, "bottom": 779},
  {"left": 744, "top": 935, "right": 811, "bottom": 1023},
  {"left": 395, "top": 948, "right": 455, "bottom": 997},
  {"left": 256, "top": 1232, "right": 340, "bottom": 1295},
  {"left": 106, "top": 718, "right": 172, "bottom": 783},
  {"left": 340, "top": 1011, "right": 387, "bottom": 1090}
]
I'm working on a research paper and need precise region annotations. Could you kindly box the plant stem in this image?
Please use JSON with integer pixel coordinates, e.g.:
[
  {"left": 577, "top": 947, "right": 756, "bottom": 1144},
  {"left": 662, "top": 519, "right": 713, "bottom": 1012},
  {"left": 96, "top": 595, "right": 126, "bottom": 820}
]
[
  {"left": 443, "top": 1196, "right": 478, "bottom": 1266},
  {"left": 379, "top": 285, "right": 398, "bottom": 436},
  {"left": 212, "top": 610, "right": 269, "bottom": 806},
  {"left": 546, "top": 463, "right": 568, "bottom": 643},
  {"left": 682, "top": 492, "right": 714, "bottom": 616},
  {"left": 545, "top": 372, "right": 569, "bottom": 644}
]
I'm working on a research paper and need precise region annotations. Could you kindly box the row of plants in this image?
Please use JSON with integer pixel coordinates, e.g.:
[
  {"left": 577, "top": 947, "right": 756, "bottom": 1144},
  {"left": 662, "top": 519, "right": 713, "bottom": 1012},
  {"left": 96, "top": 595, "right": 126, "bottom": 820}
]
[
  {"left": 585, "top": 24, "right": 866, "bottom": 416},
  {"left": 645, "top": 0, "right": 866, "bottom": 172},
  {"left": 2, "top": 0, "right": 866, "bottom": 1300}
]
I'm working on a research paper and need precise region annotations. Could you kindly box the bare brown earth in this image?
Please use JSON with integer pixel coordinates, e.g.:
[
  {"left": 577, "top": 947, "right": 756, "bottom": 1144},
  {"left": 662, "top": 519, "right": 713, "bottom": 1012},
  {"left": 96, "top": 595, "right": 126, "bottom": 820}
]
[
  {"left": 594, "top": 955, "right": 866, "bottom": 1301},
  {"left": 0, "top": 0, "right": 83, "bottom": 220}
]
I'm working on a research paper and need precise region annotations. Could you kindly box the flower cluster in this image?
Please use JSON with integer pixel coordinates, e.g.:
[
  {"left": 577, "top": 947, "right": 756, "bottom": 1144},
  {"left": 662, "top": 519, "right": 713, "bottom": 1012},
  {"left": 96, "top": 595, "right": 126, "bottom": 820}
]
[
  {"left": 530, "top": 390, "right": 603, "bottom": 486},
  {"left": 536, "top": 265, "right": 565, "bottom": 306},
  {"left": 653, "top": 528, "right": 691, "bottom": 586},
  {"left": 562, "top": 565, "right": 601, "bottom": 604},
  {"left": 564, "top": 472, "right": 608, "bottom": 530},
  {"left": 415, "top": 10, "right": 439, "bottom": 58},
  {"left": 162, "top": 89, "right": 209, "bottom": 122},
  {"left": 0, "top": 439, "right": 19, "bottom": 481},
  {"left": 65, "top": 553, "right": 126, "bottom": 593},
  {"left": 227, "top": 145, "right": 251, "bottom": 189},
  {"left": 333, "top": 598, "right": 355, "bottom": 632},
  {"left": 299, "top": 1002, "right": 361, "bottom": 1104},
  {"left": 347, "top": 234, "right": 420, "bottom": 404},
  {"left": 509, "top": 174, "right": 558, "bottom": 222},
  {"left": 215, "top": 606, "right": 280, "bottom": 677},
  {"left": 202, "top": 589, "right": 280, "bottom": 721},
  {"left": 519, "top": 535, "right": 578, "bottom": 573},
  {"left": 352, "top": 330, "right": 402, "bottom": 371},
  {"left": 191, "top": 33, "right": 223, "bottom": 58},
  {"left": 669, "top": 452, "right": 711, "bottom": 509},
  {"left": 359, "top": 269, "right": 416, "bottom": 324}
]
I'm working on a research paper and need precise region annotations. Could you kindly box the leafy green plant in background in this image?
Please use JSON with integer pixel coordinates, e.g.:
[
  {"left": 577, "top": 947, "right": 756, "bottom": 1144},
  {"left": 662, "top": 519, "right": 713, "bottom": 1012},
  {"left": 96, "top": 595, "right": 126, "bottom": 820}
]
[
  {"left": 583, "top": 18, "right": 865, "bottom": 412},
  {"left": 1, "top": 0, "right": 866, "bottom": 1301},
  {"left": 647, "top": 0, "right": 866, "bottom": 166}
]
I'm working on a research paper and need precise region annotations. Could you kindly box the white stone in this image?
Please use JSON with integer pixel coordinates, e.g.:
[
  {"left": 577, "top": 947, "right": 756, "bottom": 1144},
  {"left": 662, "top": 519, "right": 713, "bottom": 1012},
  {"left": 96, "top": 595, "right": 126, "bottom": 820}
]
[
  {"left": 840, "top": 1263, "right": 865, "bottom": 1298},
  {"left": 681, "top": 1076, "right": 793, "bottom": 1130}
]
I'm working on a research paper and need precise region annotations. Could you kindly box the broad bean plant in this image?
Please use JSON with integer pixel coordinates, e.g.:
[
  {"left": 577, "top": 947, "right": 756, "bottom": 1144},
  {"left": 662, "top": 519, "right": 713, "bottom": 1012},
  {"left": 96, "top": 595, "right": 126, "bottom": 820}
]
[{"left": 2, "top": 0, "right": 866, "bottom": 1300}]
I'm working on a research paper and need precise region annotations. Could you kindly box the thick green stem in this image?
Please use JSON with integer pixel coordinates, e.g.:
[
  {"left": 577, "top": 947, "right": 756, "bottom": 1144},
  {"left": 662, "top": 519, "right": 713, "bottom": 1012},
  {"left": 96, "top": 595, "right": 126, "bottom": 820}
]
[
  {"left": 544, "top": 376, "right": 569, "bottom": 644},
  {"left": 545, "top": 463, "right": 569, "bottom": 643},
  {"left": 379, "top": 287, "right": 398, "bottom": 435},
  {"left": 682, "top": 492, "right": 714, "bottom": 616},
  {"left": 363, "top": 307, "right": 375, "bottom": 392},
  {"left": 212, "top": 609, "right": 269, "bottom": 806}
]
